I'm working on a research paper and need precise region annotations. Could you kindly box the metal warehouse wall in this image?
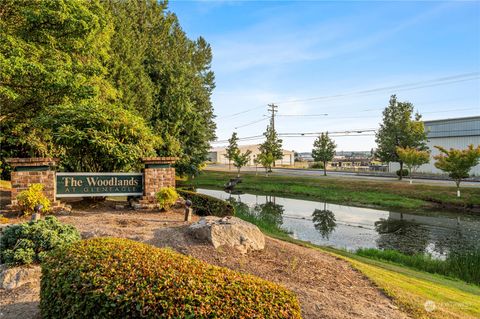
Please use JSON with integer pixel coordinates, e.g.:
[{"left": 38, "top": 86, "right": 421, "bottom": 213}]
[{"left": 389, "top": 116, "right": 480, "bottom": 176}]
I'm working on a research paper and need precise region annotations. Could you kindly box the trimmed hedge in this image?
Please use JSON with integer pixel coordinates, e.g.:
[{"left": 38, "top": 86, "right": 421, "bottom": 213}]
[
  {"left": 177, "top": 189, "right": 234, "bottom": 217},
  {"left": 40, "top": 238, "right": 302, "bottom": 319}
]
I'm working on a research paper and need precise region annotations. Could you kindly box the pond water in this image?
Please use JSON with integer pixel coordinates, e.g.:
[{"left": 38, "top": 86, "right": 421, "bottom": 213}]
[{"left": 198, "top": 188, "right": 480, "bottom": 259}]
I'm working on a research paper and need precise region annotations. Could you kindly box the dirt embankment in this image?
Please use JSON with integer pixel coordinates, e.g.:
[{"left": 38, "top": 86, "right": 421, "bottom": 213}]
[{"left": 1, "top": 205, "right": 408, "bottom": 319}]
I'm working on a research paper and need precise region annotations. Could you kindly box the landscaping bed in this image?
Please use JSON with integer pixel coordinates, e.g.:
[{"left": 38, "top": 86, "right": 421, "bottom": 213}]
[{"left": 0, "top": 202, "right": 407, "bottom": 319}]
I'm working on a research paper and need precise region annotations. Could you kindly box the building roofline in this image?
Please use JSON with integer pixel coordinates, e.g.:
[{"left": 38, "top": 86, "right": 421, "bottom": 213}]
[{"left": 424, "top": 115, "right": 480, "bottom": 124}]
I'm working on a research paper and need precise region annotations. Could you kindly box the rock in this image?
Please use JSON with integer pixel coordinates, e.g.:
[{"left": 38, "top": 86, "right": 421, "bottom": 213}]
[
  {"left": 115, "top": 204, "right": 125, "bottom": 210},
  {"left": 0, "top": 264, "right": 41, "bottom": 290},
  {"left": 189, "top": 216, "right": 265, "bottom": 254}
]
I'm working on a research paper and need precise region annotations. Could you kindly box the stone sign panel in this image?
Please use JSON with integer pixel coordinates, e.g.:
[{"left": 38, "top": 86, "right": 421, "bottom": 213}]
[{"left": 56, "top": 173, "right": 143, "bottom": 198}]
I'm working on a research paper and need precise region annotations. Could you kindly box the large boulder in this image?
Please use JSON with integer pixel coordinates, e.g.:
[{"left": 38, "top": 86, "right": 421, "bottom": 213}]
[
  {"left": 189, "top": 216, "right": 265, "bottom": 253},
  {"left": 0, "top": 264, "right": 41, "bottom": 290}
]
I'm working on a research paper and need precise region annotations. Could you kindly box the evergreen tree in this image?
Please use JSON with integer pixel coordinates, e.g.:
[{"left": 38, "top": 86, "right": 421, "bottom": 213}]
[
  {"left": 258, "top": 125, "right": 283, "bottom": 171},
  {"left": 224, "top": 132, "right": 240, "bottom": 170},
  {"left": 375, "top": 95, "right": 428, "bottom": 180},
  {"left": 312, "top": 133, "right": 336, "bottom": 176}
]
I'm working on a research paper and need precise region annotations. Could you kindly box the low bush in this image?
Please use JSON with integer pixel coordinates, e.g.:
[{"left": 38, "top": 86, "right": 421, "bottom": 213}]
[
  {"left": 40, "top": 237, "right": 302, "bottom": 319},
  {"left": 16, "top": 183, "right": 51, "bottom": 216},
  {"left": 155, "top": 186, "right": 179, "bottom": 210},
  {"left": 356, "top": 248, "right": 480, "bottom": 285},
  {"left": 395, "top": 169, "right": 409, "bottom": 177},
  {"left": 0, "top": 214, "right": 8, "bottom": 224},
  {"left": 0, "top": 216, "right": 80, "bottom": 266},
  {"left": 310, "top": 162, "right": 324, "bottom": 169},
  {"left": 177, "top": 189, "right": 234, "bottom": 217}
]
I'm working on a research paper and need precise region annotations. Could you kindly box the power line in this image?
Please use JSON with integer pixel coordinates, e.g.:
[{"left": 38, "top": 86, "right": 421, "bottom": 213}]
[
  {"left": 276, "top": 107, "right": 479, "bottom": 118},
  {"left": 275, "top": 73, "right": 479, "bottom": 105},
  {"left": 216, "top": 72, "right": 479, "bottom": 119},
  {"left": 234, "top": 117, "right": 268, "bottom": 129}
]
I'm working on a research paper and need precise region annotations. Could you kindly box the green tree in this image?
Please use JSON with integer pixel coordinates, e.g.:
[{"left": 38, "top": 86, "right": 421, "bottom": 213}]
[
  {"left": 259, "top": 125, "right": 283, "bottom": 170},
  {"left": 375, "top": 95, "right": 428, "bottom": 180},
  {"left": 396, "top": 147, "right": 430, "bottom": 184},
  {"left": 224, "top": 132, "right": 240, "bottom": 170},
  {"left": 144, "top": 13, "right": 216, "bottom": 176},
  {"left": 232, "top": 150, "right": 252, "bottom": 177},
  {"left": 0, "top": 0, "right": 115, "bottom": 175},
  {"left": 256, "top": 152, "right": 275, "bottom": 177},
  {"left": 434, "top": 145, "right": 480, "bottom": 197},
  {"left": 36, "top": 102, "right": 160, "bottom": 172},
  {"left": 312, "top": 132, "right": 336, "bottom": 176}
]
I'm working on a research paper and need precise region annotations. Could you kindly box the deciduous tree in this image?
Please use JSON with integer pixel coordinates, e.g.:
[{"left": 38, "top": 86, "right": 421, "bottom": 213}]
[
  {"left": 434, "top": 145, "right": 480, "bottom": 197},
  {"left": 232, "top": 150, "right": 252, "bottom": 178},
  {"left": 396, "top": 147, "right": 430, "bottom": 184},
  {"left": 312, "top": 133, "right": 336, "bottom": 176},
  {"left": 375, "top": 95, "right": 428, "bottom": 180}
]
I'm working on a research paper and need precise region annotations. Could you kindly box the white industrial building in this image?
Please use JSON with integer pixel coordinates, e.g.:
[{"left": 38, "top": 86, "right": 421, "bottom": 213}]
[
  {"left": 389, "top": 116, "right": 480, "bottom": 176},
  {"left": 208, "top": 145, "right": 295, "bottom": 167}
]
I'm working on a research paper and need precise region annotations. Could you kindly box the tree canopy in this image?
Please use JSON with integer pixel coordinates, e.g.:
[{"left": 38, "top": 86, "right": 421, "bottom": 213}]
[
  {"left": 312, "top": 132, "right": 336, "bottom": 176},
  {"left": 375, "top": 95, "right": 428, "bottom": 179},
  {"left": 396, "top": 147, "right": 430, "bottom": 184},
  {"left": 434, "top": 145, "right": 480, "bottom": 197},
  {"left": 258, "top": 125, "right": 283, "bottom": 170},
  {"left": 0, "top": 0, "right": 216, "bottom": 176}
]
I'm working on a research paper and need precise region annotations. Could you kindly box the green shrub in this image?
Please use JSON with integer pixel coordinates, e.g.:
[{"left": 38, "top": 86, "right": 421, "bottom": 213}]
[
  {"left": 0, "top": 216, "right": 80, "bottom": 266},
  {"left": 155, "top": 186, "right": 179, "bottom": 210},
  {"left": 356, "top": 248, "right": 480, "bottom": 285},
  {"left": 40, "top": 237, "right": 302, "bottom": 319},
  {"left": 177, "top": 189, "right": 234, "bottom": 217},
  {"left": 310, "top": 162, "right": 324, "bottom": 169},
  {"left": 395, "top": 169, "right": 409, "bottom": 177},
  {"left": 16, "top": 183, "right": 51, "bottom": 216}
]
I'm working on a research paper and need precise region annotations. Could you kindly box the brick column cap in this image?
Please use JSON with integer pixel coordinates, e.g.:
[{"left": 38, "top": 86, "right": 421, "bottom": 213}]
[
  {"left": 6, "top": 157, "right": 59, "bottom": 168},
  {"left": 142, "top": 157, "right": 178, "bottom": 165}
]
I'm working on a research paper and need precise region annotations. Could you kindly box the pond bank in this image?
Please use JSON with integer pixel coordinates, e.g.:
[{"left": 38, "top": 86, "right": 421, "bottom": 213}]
[
  {"left": 186, "top": 171, "right": 480, "bottom": 212},
  {"left": 0, "top": 202, "right": 407, "bottom": 319}
]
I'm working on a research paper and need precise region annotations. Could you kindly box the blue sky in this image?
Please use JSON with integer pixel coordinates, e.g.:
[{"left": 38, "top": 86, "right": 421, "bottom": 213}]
[{"left": 169, "top": 0, "right": 480, "bottom": 152}]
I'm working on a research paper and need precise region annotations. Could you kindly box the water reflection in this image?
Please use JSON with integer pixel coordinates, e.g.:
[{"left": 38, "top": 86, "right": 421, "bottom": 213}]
[
  {"left": 374, "top": 218, "right": 430, "bottom": 255},
  {"left": 312, "top": 203, "right": 337, "bottom": 239},
  {"left": 198, "top": 188, "right": 480, "bottom": 258},
  {"left": 253, "top": 201, "right": 285, "bottom": 229}
]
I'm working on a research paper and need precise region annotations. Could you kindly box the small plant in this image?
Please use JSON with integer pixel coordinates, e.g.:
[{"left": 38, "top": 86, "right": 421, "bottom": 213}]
[
  {"left": 16, "top": 183, "right": 51, "bottom": 216},
  {"left": 310, "top": 162, "right": 324, "bottom": 169},
  {"left": 155, "top": 186, "right": 179, "bottom": 210},
  {"left": 0, "top": 214, "right": 9, "bottom": 224},
  {"left": 396, "top": 169, "right": 409, "bottom": 177},
  {"left": 40, "top": 238, "right": 302, "bottom": 318},
  {"left": 0, "top": 216, "right": 80, "bottom": 266}
]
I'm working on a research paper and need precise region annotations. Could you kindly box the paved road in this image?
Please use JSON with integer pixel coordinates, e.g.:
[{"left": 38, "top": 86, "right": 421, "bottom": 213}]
[{"left": 206, "top": 165, "right": 480, "bottom": 188}]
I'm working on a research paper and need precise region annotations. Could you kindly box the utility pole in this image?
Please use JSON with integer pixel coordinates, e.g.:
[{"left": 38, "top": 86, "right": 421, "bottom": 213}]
[{"left": 267, "top": 103, "right": 278, "bottom": 130}]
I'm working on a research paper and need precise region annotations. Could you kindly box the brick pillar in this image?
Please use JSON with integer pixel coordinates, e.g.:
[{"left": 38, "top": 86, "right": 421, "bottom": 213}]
[
  {"left": 6, "top": 158, "right": 59, "bottom": 208},
  {"left": 139, "top": 157, "right": 177, "bottom": 209}
]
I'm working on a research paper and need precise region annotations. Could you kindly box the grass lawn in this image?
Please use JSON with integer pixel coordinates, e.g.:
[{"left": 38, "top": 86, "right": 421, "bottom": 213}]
[
  {"left": 187, "top": 170, "right": 480, "bottom": 211},
  {"left": 244, "top": 219, "right": 480, "bottom": 319}
]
